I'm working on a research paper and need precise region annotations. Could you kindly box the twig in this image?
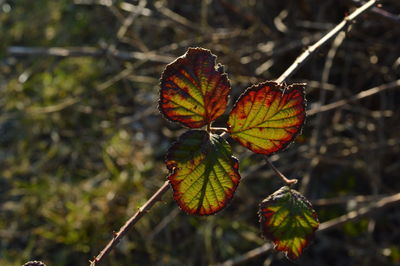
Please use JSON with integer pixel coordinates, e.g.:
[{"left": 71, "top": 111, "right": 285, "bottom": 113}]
[
  {"left": 119, "top": 1, "right": 152, "bottom": 16},
  {"left": 370, "top": 5, "right": 400, "bottom": 24},
  {"left": 154, "top": 1, "right": 199, "bottom": 31},
  {"left": 264, "top": 156, "right": 297, "bottom": 185},
  {"left": 215, "top": 243, "right": 273, "bottom": 266},
  {"left": 117, "top": 0, "right": 147, "bottom": 39},
  {"left": 300, "top": 31, "right": 347, "bottom": 194},
  {"left": 264, "top": 0, "right": 377, "bottom": 187},
  {"left": 7, "top": 46, "right": 174, "bottom": 63},
  {"left": 28, "top": 98, "right": 80, "bottom": 114},
  {"left": 349, "top": 0, "right": 400, "bottom": 24},
  {"left": 90, "top": 180, "right": 170, "bottom": 265},
  {"left": 311, "top": 194, "right": 388, "bottom": 206},
  {"left": 147, "top": 207, "right": 181, "bottom": 241},
  {"left": 307, "top": 79, "right": 400, "bottom": 116},
  {"left": 216, "top": 192, "right": 400, "bottom": 266},
  {"left": 275, "top": 0, "right": 378, "bottom": 83},
  {"left": 318, "top": 192, "right": 400, "bottom": 230},
  {"left": 74, "top": 0, "right": 114, "bottom": 6}
]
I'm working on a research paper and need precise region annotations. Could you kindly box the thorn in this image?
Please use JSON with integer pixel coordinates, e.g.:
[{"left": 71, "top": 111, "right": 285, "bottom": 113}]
[{"left": 113, "top": 231, "right": 118, "bottom": 238}]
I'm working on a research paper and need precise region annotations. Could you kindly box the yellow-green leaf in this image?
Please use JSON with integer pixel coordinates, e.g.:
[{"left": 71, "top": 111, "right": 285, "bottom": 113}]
[
  {"left": 228, "top": 81, "right": 306, "bottom": 154},
  {"left": 166, "top": 130, "right": 240, "bottom": 215},
  {"left": 259, "top": 186, "right": 319, "bottom": 259}
]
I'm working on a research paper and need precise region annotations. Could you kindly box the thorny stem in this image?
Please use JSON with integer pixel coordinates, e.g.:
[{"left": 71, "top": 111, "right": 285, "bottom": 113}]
[
  {"left": 90, "top": 180, "right": 170, "bottom": 265},
  {"left": 264, "top": 156, "right": 298, "bottom": 186},
  {"left": 276, "top": 0, "right": 378, "bottom": 83},
  {"left": 268, "top": 0, "right": 378, "bottom": 185}
]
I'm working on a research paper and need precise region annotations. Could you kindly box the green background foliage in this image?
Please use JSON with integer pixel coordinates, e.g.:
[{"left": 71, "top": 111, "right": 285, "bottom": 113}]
[{"left": 1, "top": 0, "right": 400, "bottom": 265}]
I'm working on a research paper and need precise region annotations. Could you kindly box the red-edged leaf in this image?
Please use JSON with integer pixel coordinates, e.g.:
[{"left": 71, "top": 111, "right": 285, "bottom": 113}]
[
  {"left": 166, "top": 130, "right": 240, "bottom": 215},
  {"left": 259, "top": 186, "right": 319, "bottom": 260},
  {"left": 159, "top": 48, "right": 231, "bottom": 128},
  {"left": 227, "top": 81, "right": 306, "bottom": 154}
]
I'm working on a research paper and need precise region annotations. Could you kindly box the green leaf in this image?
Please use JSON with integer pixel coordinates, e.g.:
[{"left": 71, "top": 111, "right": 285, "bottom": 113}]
[
  {"left": 166, "top": 130, "right": 240, "bottom": 215},
  {"left": 228, "top": 81, "right": 306, "bottom": 154},
  {"left": 259, "top": 186, "right": 319, "bottom": 260},
  {"left": 159, "top": 47, "right": 231, "bottom": 128}
]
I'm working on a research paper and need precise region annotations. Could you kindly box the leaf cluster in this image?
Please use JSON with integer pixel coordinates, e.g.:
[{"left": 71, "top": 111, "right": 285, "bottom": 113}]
[{"left": 159, "top": 47, "right": 318, "bottom": 259}]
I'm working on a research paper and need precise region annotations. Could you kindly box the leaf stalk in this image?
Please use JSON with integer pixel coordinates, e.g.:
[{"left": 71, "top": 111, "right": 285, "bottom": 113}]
[{"left": 264, "top": 156, "right": 298, "bottom": 186}]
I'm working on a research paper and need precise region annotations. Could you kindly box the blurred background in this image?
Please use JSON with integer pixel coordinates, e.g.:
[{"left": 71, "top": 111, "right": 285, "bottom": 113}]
[{"left": 1, "top": 0, "right": 400, "bottom": 265}]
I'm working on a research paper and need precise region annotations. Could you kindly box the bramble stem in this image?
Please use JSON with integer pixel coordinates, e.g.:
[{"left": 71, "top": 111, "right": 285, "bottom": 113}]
[
  {"left": 264, "top": 156, "right": 298, "bottom": 186},
  {"left": 276, "top": 0, "right": 378, "bottom": 83},
  {"left": 90, "top": 180, "right": 170, "bottom": 265},
  {"left": 268, "top": 0, "right": 378, "bottom": 186}
]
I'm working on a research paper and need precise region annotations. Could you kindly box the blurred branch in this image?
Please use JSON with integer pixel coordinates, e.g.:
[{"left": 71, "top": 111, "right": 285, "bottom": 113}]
[
  {"left": 318, "top": 192, "right": 400, "bottom": 230},
  {"left": 216, "top": 192, "right": 400, "bottom": 266},
  {"left": 370, "top": 5, "right": 400, "bottom": 23},
  {"left": 307, "top": 79, "right": 400, "bottom": 116},
  {"left": 215, "top": 243, "right": 273, "bottom": 266},
  {"left": 119, "top": 1, "right": 152, "bottom": 16},
  {"left": 117, "top": 0, "right": 148, "bottom": 39},
  {"left": 74, "top": 0, "right": 114, "bottom": 6},
  {"left": 217, "top": 0, "right": 259, "bottom": 26},
  {"left": 147, "top": 207, "right": 181, "bottom": 241},
  {"left": 154, "top": 1, "right": 199, "bottom": 31},
  {"left": 28, "top": 98, "right": 80, "bottom": 114},
  {"left": 276, "top": 0, "right": 378, "bottom": 83},
  {"left": 312, "top": 194, "right": 389, "bottom": 206},
  {"left": 7, "top": 46, "right": 174, "bottom": 63},
  {"left": 90, "top": 180, "right": 171, "bottom": 266},
  {"left": 300, "top": 31, "right": 347, "bottom": 194},
  {"left": 350, "top": 0, "right": 400, "bottom": 24}
]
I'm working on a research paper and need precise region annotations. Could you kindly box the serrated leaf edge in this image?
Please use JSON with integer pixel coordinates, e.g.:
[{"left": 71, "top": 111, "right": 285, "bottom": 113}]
[
  {"left": 228, "top": 80, "right": 307, "bottom": 155},
  {"left": 166, "top": 130, "right": 241, "bottom": 216},
  {"left": 258, "top": 186, "right": 319, "bottom": 260},
  {"left": 158, "top": 47, "right": 231, "bottom": 129}
]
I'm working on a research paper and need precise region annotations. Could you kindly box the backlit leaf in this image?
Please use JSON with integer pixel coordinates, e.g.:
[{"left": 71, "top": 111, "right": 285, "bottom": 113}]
[
  {"left": 227, "top": 81, "right": 305, "bottom": 154},
  {"left": 159, "top": 48, "right": 231, "bottom": 128},
  {"left": 259, "top": 186, "right": 319, "bottom": 260},
  {"left": 166, "top": 130, "right": 240, "bottom": 215}
]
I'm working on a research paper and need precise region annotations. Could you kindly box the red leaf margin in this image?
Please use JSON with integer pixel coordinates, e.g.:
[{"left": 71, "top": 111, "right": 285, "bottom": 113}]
[
  {"left": 227, "top": 81, "right": 307, "bottom": 155},
  {"left": 159, "top": 47, "right": 231, "bottom": 128},
  {"left": 258, "top": 187, "right": 319, "bottom": 260}
]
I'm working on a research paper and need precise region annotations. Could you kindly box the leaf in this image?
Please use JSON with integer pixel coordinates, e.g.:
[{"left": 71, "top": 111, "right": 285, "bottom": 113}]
[
  {"left": 227, "top": 81, "right": 306, "bottom": 154},
  {"left": 259, "top": 186, "right": 319, "bottom": 260},
  {"left": 166, "top": 130, "right": 240, "bottom": 215},
  {"left": 159, "top": 47, "right": 231, "bottom": 128}
]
